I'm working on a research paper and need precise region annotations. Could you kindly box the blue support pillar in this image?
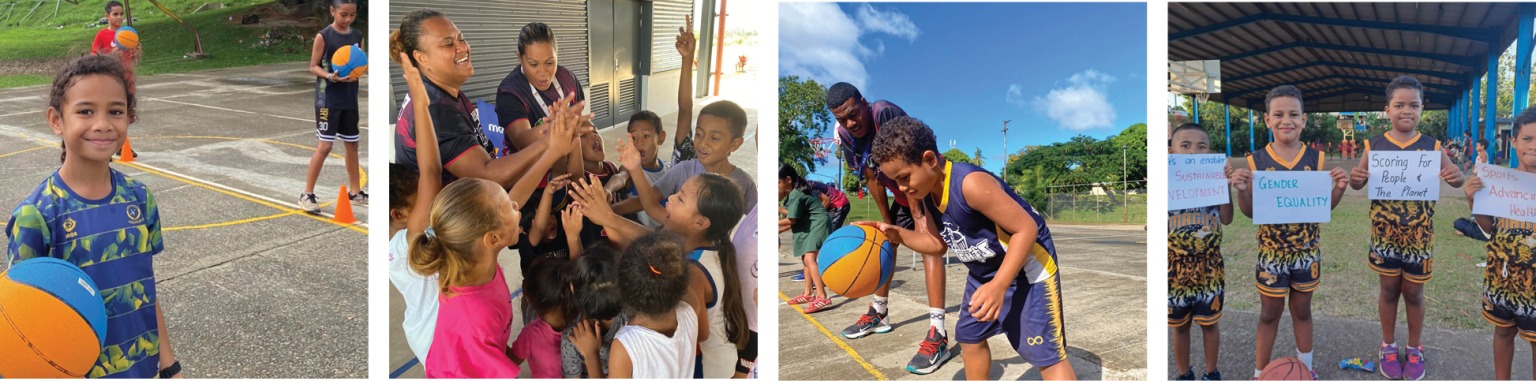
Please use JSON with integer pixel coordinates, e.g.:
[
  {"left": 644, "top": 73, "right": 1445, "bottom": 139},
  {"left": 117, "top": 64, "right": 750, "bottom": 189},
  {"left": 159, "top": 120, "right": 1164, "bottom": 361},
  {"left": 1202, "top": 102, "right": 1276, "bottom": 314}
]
[
  {"left": 1225, "top": 104, "right": 1232, "bottom": 157},
  {"left": 1488, "top": 49, "right": 1501, "bottom": 163},
  {"left": 1471, "top": 80, "right": 1481, "bottom": 161},
  {"left": 1512, "top": 4, "right": 1534, "bottom": 167},
  {"left": 1249, "top": 108, "right": 1256, "bottom": 154},
  {"left": 1193, "top": 95, "right": 1200, "bottom": 124}
]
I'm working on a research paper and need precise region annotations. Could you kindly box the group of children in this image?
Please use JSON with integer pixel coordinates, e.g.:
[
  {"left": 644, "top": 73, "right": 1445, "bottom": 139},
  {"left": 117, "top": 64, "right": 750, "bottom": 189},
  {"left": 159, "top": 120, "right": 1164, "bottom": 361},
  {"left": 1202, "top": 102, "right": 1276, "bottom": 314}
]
[
  {"left": 1168, "top": 76, "right": 1536, "bottom": 380},
  {"left": 386, "top": 11, "right": 758, "bottom": 379}
]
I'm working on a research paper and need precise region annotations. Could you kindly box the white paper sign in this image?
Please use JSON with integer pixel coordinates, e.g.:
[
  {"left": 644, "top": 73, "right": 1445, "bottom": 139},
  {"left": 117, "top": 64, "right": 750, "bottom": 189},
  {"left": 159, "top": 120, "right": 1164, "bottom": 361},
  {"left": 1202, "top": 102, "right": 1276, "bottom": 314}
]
[
  {"left": 1368, "top": 151, "right": 1441, "bottom": 201},
  {"left": 1472, "top": 164, "right": 1536, "bottom": 223},
  {"left": 1252, "top": 171, "right": 1333, "bottom": 224},
  {"left": 1168, "top": 154, "right": 1231, "bottom": 210}
]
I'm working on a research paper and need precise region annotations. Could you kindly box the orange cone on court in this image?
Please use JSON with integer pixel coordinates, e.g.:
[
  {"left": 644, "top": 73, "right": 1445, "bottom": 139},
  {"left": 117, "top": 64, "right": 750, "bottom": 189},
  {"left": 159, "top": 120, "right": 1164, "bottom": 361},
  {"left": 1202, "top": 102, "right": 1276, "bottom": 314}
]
[
  {"left": 333, "top": 185, "right": 357, "bottom": 224},
  {"left": 119, "top": 138, "right": 135, "bottom": 163}
]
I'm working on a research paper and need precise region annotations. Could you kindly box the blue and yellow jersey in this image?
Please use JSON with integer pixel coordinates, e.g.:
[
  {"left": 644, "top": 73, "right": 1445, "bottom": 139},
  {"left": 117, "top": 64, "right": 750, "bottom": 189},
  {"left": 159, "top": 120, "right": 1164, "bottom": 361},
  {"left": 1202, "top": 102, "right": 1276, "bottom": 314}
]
[
  {"left": 1248, "top": 145, "right": 1326, "bottom": 262},
  {"left": 921, "top": 160, "right": 1057, "bottom": 284},
  {"left": 7, "top": 169, "right": 165, "bottom": 379},
  {"left": 1364, "top": 133, "right": 1441, "bottom": 262}
]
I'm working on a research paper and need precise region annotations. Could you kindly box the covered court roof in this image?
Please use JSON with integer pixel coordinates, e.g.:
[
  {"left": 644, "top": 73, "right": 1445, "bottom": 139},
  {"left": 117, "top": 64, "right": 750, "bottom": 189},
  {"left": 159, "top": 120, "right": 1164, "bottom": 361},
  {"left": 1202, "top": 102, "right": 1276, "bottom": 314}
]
[{"left": 1169, "top": 2, "right": 1527, "bottom": 112}]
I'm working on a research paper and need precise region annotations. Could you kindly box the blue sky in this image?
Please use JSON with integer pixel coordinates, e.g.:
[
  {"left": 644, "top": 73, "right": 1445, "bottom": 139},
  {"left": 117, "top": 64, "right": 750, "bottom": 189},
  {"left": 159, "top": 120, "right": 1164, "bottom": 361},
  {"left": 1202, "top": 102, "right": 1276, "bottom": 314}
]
[{"left": 780, "top": 2, "right": 1148, "bottom": 181}]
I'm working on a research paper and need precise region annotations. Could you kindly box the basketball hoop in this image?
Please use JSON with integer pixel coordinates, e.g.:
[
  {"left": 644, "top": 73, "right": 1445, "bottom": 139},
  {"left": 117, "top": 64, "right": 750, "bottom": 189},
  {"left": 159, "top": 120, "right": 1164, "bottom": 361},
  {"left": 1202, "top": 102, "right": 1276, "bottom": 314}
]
[{"left": 1196, "top": 92, "right": 1210, "bottom": 104}]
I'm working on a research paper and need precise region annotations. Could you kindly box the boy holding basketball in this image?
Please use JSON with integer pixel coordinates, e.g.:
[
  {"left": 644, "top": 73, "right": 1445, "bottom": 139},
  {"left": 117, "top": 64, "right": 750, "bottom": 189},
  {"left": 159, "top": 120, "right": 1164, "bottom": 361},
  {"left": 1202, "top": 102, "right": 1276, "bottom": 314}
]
[
  {"left": 858, "top": 116, "right": 1076, "bottom": 380},
  {"left": 1229, "top": 85, "right": 1349, "bottom": 378},
  {"left": 1345, "top": 76, "right": 1463, "bottom": 380},
  {"left": 1168, "top": 123, "right": 1234, "bottom": 380},
  {"left": 91, "top": 1, "right": 138, "bottom": 94}
]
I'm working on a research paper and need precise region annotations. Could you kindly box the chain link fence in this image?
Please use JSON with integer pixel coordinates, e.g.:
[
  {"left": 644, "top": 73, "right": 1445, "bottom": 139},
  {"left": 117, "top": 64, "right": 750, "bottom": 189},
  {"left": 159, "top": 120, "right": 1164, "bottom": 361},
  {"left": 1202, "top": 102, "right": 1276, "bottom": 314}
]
[{"left": 1041, "top": 181, "right": 1147, "bottom": 224}]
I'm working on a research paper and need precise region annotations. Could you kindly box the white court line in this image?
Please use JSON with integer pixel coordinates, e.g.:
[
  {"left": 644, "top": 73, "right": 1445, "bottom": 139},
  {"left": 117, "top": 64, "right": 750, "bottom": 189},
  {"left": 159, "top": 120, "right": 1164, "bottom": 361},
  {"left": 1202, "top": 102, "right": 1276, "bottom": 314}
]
[
  {"left": 1051, "top": 233, "right": 1147, "bottom": 242},
  {"left": 1057, "top": 265, "right": 1146, "bottom": 280},
  {"left": 128, "top": 160, "right": 369, "bottom": 229},
  {"left": 143, "top": 97, "right": 369, "bottom": 130}
]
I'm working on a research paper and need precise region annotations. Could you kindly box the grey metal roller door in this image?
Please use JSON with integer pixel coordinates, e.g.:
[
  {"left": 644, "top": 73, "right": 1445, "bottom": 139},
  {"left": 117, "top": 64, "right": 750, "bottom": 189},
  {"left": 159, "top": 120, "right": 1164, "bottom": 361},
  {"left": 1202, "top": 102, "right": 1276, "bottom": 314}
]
[
  {"left": 648, "top": 0, "right": 692, "bottom": 74},
  {"left": 388, "top": 0, "right": 590, "bottom": 120}
]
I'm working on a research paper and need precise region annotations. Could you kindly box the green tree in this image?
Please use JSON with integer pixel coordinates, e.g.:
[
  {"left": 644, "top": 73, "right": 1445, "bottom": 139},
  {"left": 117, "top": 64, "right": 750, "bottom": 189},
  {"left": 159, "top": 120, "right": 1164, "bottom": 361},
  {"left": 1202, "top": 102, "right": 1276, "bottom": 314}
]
[
  {"left": 972, "top": 147, "right": 986, "bottom": 168},
  {"left": 942, "top": 148, "right": 972, "bottom": 165},
  {"left": 779, "top": 75, "right": 832, "bottom": 174}
]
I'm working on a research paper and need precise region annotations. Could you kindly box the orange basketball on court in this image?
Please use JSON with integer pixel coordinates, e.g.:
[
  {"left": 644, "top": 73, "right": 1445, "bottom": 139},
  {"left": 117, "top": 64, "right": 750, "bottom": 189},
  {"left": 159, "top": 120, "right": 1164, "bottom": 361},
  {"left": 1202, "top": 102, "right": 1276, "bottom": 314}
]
[{"left": 1258, "top": 357, "right": 1313, "bottom": 380}]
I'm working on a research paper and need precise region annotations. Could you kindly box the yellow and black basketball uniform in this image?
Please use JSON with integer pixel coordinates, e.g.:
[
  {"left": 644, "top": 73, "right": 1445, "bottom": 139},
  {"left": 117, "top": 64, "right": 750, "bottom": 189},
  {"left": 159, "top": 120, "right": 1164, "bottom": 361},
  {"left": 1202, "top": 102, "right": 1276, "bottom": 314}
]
[
  {"left": 1482, "top": 218, "right": 1536, "bottom": 340},
  {"left": 1248, "top": 145, "right": 1326, "bottom": 297},
  {"left": 1169, "top": 205, "right": 1224, "bottom": 327},
  {"left": 1364, "top": 133, "right": 1441, "bottom": 283}
]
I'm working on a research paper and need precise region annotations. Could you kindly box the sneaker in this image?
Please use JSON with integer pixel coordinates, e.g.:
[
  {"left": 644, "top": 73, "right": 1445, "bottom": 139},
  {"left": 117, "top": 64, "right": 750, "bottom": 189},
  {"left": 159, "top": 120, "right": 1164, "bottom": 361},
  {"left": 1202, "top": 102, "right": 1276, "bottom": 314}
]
[
  {"left": 1403, "top": 346, "right": 1425, "bottom": 380},
  {"left": 905, "top": 326, "right": 951, "bottom": 374},
  {"left": 1379, "top": 342, "right": 1403, "bottom": 379},
  {"left": 803, "top": 297, "right": 833, "bottom": 313},
  {"left": 1174, "top": 369, "right": 1195, "bottom": 380},
  {"left": 841, "top": 307, "right": 892, "bottom": 339},
  {"left": 1201, "top": 369, "right": 1221, "bottom": 380},
  {"left": 298, "top": 192, "right": 319, "bottom": 212},
  {"left": 349, "top": 191, "right": 369, "bottom": 206},
  {"left": 791, "top": 272, "right": 805, "bottom": 282},
  {"left": 786, "top": 294, "right": 814, "bottom": 305}
]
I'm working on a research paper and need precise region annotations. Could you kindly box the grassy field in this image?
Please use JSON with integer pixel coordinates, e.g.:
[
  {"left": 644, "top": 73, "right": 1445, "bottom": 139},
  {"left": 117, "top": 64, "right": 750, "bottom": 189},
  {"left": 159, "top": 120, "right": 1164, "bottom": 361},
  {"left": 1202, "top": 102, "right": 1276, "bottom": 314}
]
[
  {"left": 0, "top": 0, "right": 335, "bottom": 88},
  {"left": 1217, "top": 159, "right": 1492, "bottom": 330}
]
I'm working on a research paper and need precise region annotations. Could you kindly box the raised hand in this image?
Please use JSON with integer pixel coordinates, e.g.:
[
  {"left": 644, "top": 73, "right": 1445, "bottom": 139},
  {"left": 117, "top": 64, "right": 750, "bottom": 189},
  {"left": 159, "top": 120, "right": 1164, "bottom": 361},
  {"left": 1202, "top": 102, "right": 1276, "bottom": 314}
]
[
  {"left": 615, "top": 135, "right": 643, "bottom": 172},
  {"left": 676, "top": 14, "right": 696, "bottom": 57},
  {"left": 399, "top": 52, "right": 423, "bottom": 89},
  {"left": 562, "top": 202, "right": 586, "bottom": 240},
  {"left": 570, "top": 174, "right": 616, "bottom": 223}
]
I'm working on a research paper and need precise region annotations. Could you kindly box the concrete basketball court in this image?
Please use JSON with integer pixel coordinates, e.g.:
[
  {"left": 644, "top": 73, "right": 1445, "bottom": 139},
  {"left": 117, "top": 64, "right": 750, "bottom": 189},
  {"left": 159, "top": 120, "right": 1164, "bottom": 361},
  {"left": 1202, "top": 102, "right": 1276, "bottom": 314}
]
[
  {"left": 778, "top": 224, "right": 1149, "bottom": 380},
  {"left": 0, "top": 62, "right": 368, "bottom": 377},
  {"left": 386, "top": 103, "right": 761, "bottom": 378}
]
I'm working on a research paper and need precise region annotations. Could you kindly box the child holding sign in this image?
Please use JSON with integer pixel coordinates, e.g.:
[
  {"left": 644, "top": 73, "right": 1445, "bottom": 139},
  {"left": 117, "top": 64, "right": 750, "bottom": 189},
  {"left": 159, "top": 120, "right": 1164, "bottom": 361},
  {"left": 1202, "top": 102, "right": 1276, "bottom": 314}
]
[
  {"left": 1168, "top": 123, "right": 1234, "bottom": 380},
  {"left": 1344, "top": 76, "right": 1464, "bottom": 380},
  {"left": 1465, "top": 107, "right": 1536, "bottom": 380},
  {"left": 1229, "top": 85, "right": 1349, "bottom": 378}
]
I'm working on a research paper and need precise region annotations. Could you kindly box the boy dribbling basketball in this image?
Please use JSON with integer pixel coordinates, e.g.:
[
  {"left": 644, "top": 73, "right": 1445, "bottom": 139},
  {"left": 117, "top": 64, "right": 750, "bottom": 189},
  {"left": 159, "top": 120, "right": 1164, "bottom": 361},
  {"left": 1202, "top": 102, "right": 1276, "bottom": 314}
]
[{"left": 857, "top": 116, "right": 1076, "bottom": 380}]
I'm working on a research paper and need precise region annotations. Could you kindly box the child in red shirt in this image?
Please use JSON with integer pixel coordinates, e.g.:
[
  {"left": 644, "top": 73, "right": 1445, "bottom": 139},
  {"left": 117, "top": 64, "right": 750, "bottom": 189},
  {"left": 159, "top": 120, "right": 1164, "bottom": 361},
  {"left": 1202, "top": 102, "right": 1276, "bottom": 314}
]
[{"left": 91, "top": 1, "right": 137, "bottom": 94}]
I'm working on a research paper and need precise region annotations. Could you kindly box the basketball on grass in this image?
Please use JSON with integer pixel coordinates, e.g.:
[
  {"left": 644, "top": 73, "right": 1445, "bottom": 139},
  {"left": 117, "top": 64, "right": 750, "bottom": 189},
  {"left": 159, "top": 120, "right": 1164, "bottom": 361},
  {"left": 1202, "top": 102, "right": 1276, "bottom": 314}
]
[
  {"left": 1258, "top": 357, "right": 1313, "bottom": 380},
  {"left": 0, "top": 257, "right": 108, "bottom": 378},
  {"left": 817, "top": 225, "right": 896, "bottom": 298}
]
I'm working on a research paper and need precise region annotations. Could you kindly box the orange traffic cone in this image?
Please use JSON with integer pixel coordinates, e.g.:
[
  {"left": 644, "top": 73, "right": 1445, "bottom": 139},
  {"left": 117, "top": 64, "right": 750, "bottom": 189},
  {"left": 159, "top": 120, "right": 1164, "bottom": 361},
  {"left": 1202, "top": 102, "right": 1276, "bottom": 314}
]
[
  {"left": 333, "top": 185, "right": 357, "bottom": 224},
  {"left": 119, "top": 138, "right": 135, "bottom": 163}
]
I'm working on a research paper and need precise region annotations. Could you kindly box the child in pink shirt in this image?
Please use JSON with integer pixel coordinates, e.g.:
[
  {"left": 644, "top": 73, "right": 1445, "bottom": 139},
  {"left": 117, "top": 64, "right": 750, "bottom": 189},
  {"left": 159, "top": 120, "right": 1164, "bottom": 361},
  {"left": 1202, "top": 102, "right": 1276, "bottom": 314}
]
[{"left": 510, "top": 257, "right": 568, "bottom": 378}]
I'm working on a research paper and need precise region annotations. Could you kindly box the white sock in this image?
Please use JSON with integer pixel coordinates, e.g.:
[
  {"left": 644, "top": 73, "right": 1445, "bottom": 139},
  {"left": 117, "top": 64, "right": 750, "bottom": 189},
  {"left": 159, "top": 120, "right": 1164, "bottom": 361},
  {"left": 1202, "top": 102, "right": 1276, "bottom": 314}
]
[
  {"left": 1384, "top": 341, "right": 1396, "bottom": 348},
  {"left": 929, "top": 308, "right": 946, "bottom": 336},
  {"left": 1297, "top": 351, "right": 1313, "bottom": 369},
  {"left": 1254, "top": 369, "right": 1263, "bottom": 378},
  {"left": 872, "top": 296, "right": 889, "bottom": 315}
]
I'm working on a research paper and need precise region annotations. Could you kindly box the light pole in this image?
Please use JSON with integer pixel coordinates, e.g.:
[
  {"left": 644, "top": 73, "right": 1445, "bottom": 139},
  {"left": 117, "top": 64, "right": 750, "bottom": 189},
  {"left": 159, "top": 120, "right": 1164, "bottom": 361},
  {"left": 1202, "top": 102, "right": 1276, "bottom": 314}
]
[
  {"left": 1001, "top": 120, "right": 1011, "bottom": 173},
  {"left": 1122, "top": 145, "right": 1128, "bottom": 223}
]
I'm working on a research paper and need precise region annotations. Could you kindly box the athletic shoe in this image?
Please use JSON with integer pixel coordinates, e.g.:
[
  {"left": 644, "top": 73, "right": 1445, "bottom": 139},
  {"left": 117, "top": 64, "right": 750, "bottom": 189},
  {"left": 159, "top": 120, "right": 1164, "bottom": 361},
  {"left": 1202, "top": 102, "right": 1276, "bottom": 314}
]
[
  {"left": 1174, "top": 369, "right": 1195, "bottom": 380},
  {"left": 350, "top": 191, "right": 369, "bottom": 206},
  {"left": 791, "top": 272, "right": 805, "bottom": 282},
  {"left": 803, "top": 297, "right": 832, "bottom": 313},
  {"left": 298, "top": 192, "right": 319, "bottom": 212},
  {"left": 1404, "top": 346, "right": 1425, "bottom": 380},
  {"left": 786, "top": 294, "right": 814, "bottom": 305},
  {"left": 841, "top": 307, "right": 892, "bottom": 339},
  {"left": 1379, "top": 342, "right": 1402, "bottom": 379},
  {"left": 905, "top": 326, "right": 951, "bottom": 374},
  {"left": 1201, "top": 369, "right": 1221, "bottom": 380}
]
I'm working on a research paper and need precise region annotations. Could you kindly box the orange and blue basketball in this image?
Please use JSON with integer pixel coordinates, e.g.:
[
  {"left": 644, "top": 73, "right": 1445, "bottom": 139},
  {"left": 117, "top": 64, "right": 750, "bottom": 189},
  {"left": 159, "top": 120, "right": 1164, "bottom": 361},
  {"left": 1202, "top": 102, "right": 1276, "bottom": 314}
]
[
  {"left": 332, "top": 43, "right": 368, "bottom": 79},
  {"left": 113, "top": 26, "right": 139, "bottom": 50},
  {"left": 0, "top": 257, "right": 107, "bottom": 378},
  {"left": 817, "top": 225, "right": 896, "bottom": 298}
]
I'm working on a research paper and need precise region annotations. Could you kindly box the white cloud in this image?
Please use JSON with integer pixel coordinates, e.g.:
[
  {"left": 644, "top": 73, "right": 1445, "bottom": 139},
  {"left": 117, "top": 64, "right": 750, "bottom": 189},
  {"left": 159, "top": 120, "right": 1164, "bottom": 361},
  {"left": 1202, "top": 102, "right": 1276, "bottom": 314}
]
[
  {"left": 1024, "top": 69, "right": 1119, "bottom": 131},
  {"left": 853, "top": 3, "right": 920, "bottom": 42},
  {"left": 779, "top": 3, "right": 919, "bottom": 90},
  {"left": 1005, "top": 84, "right": 1026, "bottom": 107}
]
